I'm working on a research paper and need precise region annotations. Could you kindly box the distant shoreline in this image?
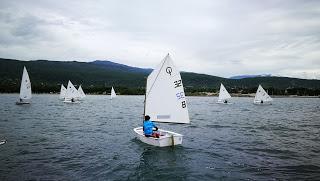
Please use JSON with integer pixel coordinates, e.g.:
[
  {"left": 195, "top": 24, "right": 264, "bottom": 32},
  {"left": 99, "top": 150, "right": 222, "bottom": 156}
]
[{"left": 1, "top": 93, "right": 319, "bottom": 98}]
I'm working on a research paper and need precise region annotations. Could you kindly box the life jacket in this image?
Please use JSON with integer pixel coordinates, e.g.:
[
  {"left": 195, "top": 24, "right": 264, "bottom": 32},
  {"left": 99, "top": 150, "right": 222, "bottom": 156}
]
[{"left": 143, "top": 121, "right": 155, "bottom": 136}]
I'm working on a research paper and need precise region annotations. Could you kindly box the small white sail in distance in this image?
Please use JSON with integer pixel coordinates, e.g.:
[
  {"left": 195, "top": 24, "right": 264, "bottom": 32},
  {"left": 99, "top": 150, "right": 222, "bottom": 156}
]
[
  {"left": 218, "top": 83, "right": 231, "bottom": 102},
  {"left": 110, "top": 87, "right": 117, "bottom": 99},
  {"left": 78, "top": 85, "right": 86, "bottom": 99},
  {"left": 19, "top": 66, "right": 32, "bottom": 100},
  {"left": 59, "top": 84, "right": 67, "bottom": 99},
  {"left": 254, "top": 85, "right": 273, "bottom": 103},
  {"left": 64, "top": 80, "right": 79, "bottom": 101},
  {"left": 145, "top": 54, "right": 190, "bottom": 124}
]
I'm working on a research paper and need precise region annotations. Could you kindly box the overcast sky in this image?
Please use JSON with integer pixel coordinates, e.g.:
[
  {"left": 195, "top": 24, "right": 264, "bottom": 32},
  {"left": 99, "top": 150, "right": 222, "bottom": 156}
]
[{"left": 0, "top": 0, "right": 319, "bottom": 79}]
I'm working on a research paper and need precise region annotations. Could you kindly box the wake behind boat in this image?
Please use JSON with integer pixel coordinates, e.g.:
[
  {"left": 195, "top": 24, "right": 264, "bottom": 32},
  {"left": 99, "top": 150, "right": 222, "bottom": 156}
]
[
  {"left": 134, "top": 54, "right": 190, "bottom": 147},
  {"left": 16, "top": 66, "right": 32, "bottom": 105}
]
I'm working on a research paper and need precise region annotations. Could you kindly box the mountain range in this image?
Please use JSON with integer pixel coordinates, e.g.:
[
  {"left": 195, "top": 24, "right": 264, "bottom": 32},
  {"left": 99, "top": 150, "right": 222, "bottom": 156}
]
[
  {"left": 229, "top": 74, "right": 272, "bottom": 79},
  {"left": 0, "top": 58, "right": 319, "bottom": 95}
]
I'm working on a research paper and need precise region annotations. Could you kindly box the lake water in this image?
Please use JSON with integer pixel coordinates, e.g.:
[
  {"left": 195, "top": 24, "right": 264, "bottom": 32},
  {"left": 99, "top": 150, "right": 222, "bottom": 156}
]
[{"left": 0, "top": 94, "right": 319, "bottom": 180}]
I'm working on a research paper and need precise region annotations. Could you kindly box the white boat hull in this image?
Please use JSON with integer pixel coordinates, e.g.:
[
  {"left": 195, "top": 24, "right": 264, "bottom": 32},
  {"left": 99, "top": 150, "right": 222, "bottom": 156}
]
[
  {"left": 63, "top": 100, "right": 80, "bottom": 104},
  {"left": 0, "top": 139, "right": 6, "bottom": 145},
  {"left": 16, "top": 101, "right": 30, "bottom": 105},
  {"left": 133, "top": 127, "right": 183, "bottom": 147},
  {"left": 216, "top": 100, "right": 233, "bottom": 105}
]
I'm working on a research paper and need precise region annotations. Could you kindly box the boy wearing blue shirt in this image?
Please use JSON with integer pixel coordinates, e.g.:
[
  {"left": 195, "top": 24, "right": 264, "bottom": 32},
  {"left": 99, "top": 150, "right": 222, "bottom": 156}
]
[{"left": 143, "top": 115, "right": 159, "bottom": 138}]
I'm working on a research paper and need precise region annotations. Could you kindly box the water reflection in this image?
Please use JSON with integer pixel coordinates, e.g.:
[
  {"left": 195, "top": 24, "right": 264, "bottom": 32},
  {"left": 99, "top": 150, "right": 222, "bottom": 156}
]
[{"left": 129, "top": 145, "right": 188, "bottom": 180}]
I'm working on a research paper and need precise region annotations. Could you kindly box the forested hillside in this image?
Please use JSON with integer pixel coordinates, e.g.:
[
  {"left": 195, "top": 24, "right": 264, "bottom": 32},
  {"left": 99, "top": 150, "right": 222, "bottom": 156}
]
[{"left": 1, "top": 58, "right": 319, "bottom": 96}]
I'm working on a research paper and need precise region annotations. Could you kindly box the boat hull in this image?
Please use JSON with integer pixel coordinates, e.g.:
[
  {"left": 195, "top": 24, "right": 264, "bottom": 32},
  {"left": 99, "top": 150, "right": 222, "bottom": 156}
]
[
  {"left": 216, "top": 100, "right": 233, "bottom": 105},
  {"left": 0, "top": 139, "right": 6, "bottom": 145},
  {"left": 253, "top": 101, "right": 272, "bottom": 105},
  {"left": 16, "top": 101, "right": 30, "bottom": 105},
  {"left": 133, "top": 127, "right": 183, "bottom": 147}
]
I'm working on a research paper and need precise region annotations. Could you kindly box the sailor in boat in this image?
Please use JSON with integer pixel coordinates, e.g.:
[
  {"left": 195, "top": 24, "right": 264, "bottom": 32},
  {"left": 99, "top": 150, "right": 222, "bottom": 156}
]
[
  {"left": 143, "top": 115, "right": 160, "bottom": 138},
  {"left": 71, "top": 98, "right": 75, "bottom": 102},
  {"left": 224, "top": 100, "right": 228, "bottom": 104},
  {"left": 19, "top": 98, "right": 22, "bottom": 103},
  {"left": 261, "top": 100, "right": 263, "bottom": 104}
]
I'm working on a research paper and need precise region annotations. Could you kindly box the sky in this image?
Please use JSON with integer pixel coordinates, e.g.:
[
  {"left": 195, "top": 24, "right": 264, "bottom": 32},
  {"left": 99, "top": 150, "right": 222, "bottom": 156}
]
[{"left": 0, "top": 0, "right": 319, "bottom": 79}]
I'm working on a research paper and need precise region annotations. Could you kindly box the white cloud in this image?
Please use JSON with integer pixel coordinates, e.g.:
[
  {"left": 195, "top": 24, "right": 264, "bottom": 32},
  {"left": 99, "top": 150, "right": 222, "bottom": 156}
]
[{"left": 0, "top": 0, "right": 319, "bottom": 79}]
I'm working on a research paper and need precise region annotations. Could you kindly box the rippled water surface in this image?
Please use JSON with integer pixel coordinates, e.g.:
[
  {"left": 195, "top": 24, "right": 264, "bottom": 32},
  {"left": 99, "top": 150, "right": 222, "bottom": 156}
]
[{"left": 0, "top": 94, "right": 319, "bottom": 180}]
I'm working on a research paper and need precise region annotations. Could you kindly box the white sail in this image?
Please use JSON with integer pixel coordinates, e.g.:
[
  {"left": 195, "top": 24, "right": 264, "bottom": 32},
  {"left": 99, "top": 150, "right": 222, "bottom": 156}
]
[
  {"left": 110, "top": 87, "right": 117, "bottom": 99},
  {"left": 218, "top": 83, "right": 231, "bottom": 101},
  {"left": 78, "top": 85, "right": 86, "bottom": 99},
  {"left": 254, "top": 85, "right": 273, "bottom": 103},
  {"left": 19, "top": 66, "right": 32, "bottom": 100},
  {"left": 145, "top": 54, "right": 190, "bottom": 124},
  {"left": 64, "top": 80, "right": 79, "bottom": 101},
  {"left": 59, "top": 84, "right": 67, "bottom": 99}
]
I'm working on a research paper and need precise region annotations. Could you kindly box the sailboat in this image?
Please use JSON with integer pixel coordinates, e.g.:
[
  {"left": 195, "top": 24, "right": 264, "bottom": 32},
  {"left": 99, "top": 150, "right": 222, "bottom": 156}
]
[
  {"left": 59, "top": 84, "right": 67, "bottom": 100},
  {"left": 77, "top": 85, "right": 86, "bottom": 100},
  {"left": 217, "top": 83, "right": 232, "bottom": 104},
  {"left": 0, "top": 139, "right": 6, "bottom": 145},
  {"left": 16, "top": 66, "right": 32, "bottom": 105},
  {"left": 110, "top": 87, "right": 117, "bottom": 99},
  {"left": 133, "top": 54, "right": 190, "bottom": 147},
  {"left": 253, "top": 85, "right": 273, "bottom": 105},
  {"left": 63, "top": 80, "right": 80, "bottom": 103}
]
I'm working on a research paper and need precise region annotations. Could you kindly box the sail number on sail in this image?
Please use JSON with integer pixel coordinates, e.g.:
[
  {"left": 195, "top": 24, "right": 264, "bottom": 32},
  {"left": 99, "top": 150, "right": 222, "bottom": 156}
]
[
  {"left": 165, "top": 65, "right": 187, "bottom": 109},
  {"left": 173, "top": 79, "right": 186, "bottom": 108}
]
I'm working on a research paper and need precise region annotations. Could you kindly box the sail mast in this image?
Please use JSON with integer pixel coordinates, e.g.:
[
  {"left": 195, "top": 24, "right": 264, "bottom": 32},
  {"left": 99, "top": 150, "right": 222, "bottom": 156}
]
[{"left": 143, "top": 77, "right": 147, "bottom": 118}]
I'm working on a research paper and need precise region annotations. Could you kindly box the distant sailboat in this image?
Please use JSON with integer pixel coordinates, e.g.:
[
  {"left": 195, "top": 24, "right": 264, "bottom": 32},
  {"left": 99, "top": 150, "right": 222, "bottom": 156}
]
[
  {"left": 77, "top": 85, "right": 86, "bottom": 100},
  {"left": 254, "top": 85, "right": 273, "bottom": 105},
  {"left": 16, "top": 66, "right": 32, "bottom": 105},
  {"left": 59, "top": 84, "right": 67, "bottom": 100},
  {"left": 63, "top": 80, "right": 80, "bottom": 103},
  {"left": 134, "top": 54, "right": 190, "bottom": 147},
  {"left": 110, "top": 87, "right": 117, "bottom": 99},
  {"left": 217, "top": 83, "right": 232, "bottom": 104},
  {"left": 0, "top": 139, "right": 6, "bottom": 145}
]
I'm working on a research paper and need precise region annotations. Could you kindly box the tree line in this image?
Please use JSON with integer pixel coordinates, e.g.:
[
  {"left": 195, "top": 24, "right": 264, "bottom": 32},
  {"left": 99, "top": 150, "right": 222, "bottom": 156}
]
[{"left": 1, "top": 82, "right": 319, "bottom": 96}]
